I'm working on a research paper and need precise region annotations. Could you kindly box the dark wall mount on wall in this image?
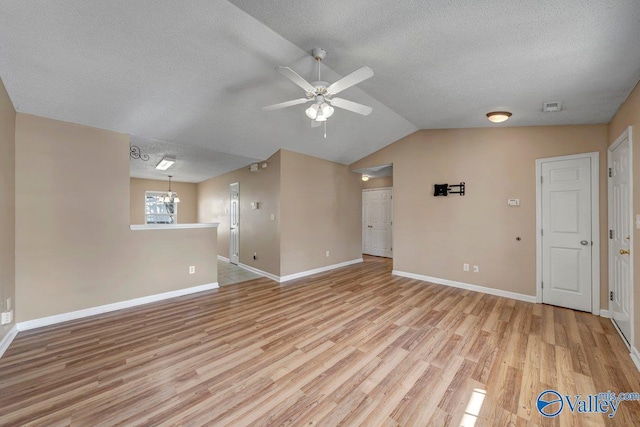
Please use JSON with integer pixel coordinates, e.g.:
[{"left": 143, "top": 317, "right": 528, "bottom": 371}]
[{"left": 434, "top": 182, "right": 465, "bottom": 196}]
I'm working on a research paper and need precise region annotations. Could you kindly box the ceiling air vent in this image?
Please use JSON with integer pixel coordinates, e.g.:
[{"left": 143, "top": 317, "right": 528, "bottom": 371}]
[{"left": 542, "top": 101, "right": 562, "bottom": 112}]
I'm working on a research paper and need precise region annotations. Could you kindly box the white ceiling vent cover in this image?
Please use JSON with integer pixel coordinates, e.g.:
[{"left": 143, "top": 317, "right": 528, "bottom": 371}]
[{"left": 542, "top": 101, "right": 562, "bottom": 112}]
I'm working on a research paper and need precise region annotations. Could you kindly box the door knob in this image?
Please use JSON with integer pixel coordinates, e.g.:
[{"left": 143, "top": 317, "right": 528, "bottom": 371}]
[
  {"left": 580, "top": 240, "right": 589, "bottom": 246},
  {"left": 620, "top": 249, "right": 630, "bottom": 255}
]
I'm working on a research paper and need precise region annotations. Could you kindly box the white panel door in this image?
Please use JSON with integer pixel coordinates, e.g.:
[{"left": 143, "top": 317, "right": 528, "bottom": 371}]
[
  {"left": 610, "top": 136, "right": 632, "bottom": 343},
  {"left": 541, "top": 158, "right": 592, "bottom": 312},
  {"left": 229, "top": 182, "right": 240, "bottom": 265},
  {"left": 362, "top": 188, "right": 393, "bottom": 258}
]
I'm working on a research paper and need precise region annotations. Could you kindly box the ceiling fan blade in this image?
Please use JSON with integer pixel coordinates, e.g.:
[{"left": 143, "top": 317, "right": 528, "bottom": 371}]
[
  {"left": 311, "top": 119, "right": 322, "bottom": 128},
  {"left": 263, "top": 98, "right": 311, "bottom": 111},
  {"left": 329, "top": 97, "right": 373, "bottom": 116},
  {"left": 326, "top": 66, "right": 374, "bottom": 95},
  {"left": 277, "top": 66, "right": 316, "bottom": 93}
]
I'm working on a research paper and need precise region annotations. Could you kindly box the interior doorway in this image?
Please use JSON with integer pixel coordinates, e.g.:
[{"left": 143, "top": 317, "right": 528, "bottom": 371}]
[
  {"left": 536, "top": 152, "right": 600, "bottom": 313},
  {"left": 608, "top": 127, "right": 633, "bottom": 346},
  {"left": 229, "top": 182, "right": 239, "bottom": 265},
  {"left": 363, "top": 188, "right": 393, "bottom": 257},
  {"left": 354, "top": 164, "right": 393, "bottom": 258}
]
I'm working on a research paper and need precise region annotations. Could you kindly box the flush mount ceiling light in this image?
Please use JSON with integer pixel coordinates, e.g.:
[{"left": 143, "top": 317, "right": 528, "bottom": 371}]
[
  {"left": 162, "top": 175, "right": 180, "bottom": 203},
  {"left": 486, "top": 111, "right": 512, "bottom": 123},
  {"left": 156, "top": 156, "right": 176, "bottom": 170},
  {"left": 361, "top": 175, "right": 370, "bottom": 182}
]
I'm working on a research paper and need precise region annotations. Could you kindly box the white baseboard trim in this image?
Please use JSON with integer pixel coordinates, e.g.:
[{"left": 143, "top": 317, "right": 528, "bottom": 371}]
[
  {"left": 237, "top": 258, "right": 364, "bottom": 284},
  {"left": 631, "top": 347, "right": 640, "bottom": 372},
  {"left": 237, "top": 263, "right": 280, "bottom": 282},
  {"left": 391, "top": 270, "right": 537, "bottom": 304},
  {"left": 279, "top": 258, "right": 364, "bottom": 282},
  {"left": 0, "top": 324, "right": 18, "bottom": 359},
  {"left": 16, "top": 282, "right": 219, "bottom": 332},
  {"left": 599, "top": 309, "right": 611, "bottom": 318},
  {"left": 217, "top": 255, "right": 230, "bottom": 262}
]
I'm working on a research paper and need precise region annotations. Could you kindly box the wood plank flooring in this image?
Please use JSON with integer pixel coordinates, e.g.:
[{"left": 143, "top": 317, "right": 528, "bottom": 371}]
[{"left": 1, "top": 256, "right": 639, "bottom": 426}]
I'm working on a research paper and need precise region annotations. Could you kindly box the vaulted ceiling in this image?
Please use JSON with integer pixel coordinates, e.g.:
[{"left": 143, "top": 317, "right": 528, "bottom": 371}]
[{"left": 1, "top": 1, "right": 639, "bottom": 182}]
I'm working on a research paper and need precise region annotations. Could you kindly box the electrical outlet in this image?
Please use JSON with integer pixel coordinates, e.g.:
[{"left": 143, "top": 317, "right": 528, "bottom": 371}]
[
  {"left": 270, "top": 213, "right": 275, "bottom": 221},
  {"left": 326, "top": 250, "right": 330, "bottom": 257},
  {"left": 473, "top": 265, "right": 479, "bottom": 273},
  {"left": 253, "top": 252, "right": 257, "bottom": 260},
  {"left": 6, "top": 297, "right": 11, "bottom": 310},
  {"left": 189, "top": 266, "right": 195, "bottom": 274},
  {"left": 1, "top": 311, "right": 10, "bottom": 325},
  {"left": 463, "top": 263, "right": 469, "bottom": 272}
]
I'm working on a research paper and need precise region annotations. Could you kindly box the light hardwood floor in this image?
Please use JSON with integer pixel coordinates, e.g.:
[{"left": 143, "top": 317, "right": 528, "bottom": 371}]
[{"left": 1, "top": 256, "right": 639, "bottom": 426}]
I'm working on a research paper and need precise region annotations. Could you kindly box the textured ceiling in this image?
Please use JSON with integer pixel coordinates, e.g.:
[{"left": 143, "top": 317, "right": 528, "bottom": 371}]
[
  {"left": 0, "top": 1, "right": 639, "bottom": 183},
  {"left": 129, "top": 135, "right": 261, "bottom": 183},
  {"left": 230, "top": 0, "right": 640, "bottom": 128}
]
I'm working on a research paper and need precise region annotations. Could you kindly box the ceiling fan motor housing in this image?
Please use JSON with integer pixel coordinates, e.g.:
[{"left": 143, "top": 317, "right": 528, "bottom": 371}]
[{"left": 312, "top": 48, "right": 326, "bottom": 61}]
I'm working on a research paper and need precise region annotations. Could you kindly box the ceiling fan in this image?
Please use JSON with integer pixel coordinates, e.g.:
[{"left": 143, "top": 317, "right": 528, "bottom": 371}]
[{"left": 263, "top": 48, "right": 374, "bottom": 136}]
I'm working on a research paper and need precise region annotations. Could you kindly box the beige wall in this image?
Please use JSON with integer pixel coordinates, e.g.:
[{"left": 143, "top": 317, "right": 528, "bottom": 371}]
[
  {"left": 15, "top": 114, "right": 217, "bottom": 322},
  {"left": 0, "top": 78, "right": 16, "bottom": 338},
  {"left": 130, "top": 178, "right": 198, "bottom": 224},
  {"left": 608, "top": 80, "right": 640, "bottom": 346},
  {"left": 280, "top": 150, "right": 362, "bottom": 276},
  {"left": 197, "top": 149, "right": 362, "bottom": 278},
  {"left": 362, "top": 175, "right": 393, "bottom": 189},
  {"left": 198, "top": 151, "right": 281, "bottom": 276},
  {"left": 351, "top": 125, "right": 608, "bottom": 300}
]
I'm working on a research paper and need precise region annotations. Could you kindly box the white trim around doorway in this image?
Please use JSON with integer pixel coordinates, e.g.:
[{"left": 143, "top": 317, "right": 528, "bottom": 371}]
[{"left": 535, "top": 152, "right": 600, "bottom": 315}]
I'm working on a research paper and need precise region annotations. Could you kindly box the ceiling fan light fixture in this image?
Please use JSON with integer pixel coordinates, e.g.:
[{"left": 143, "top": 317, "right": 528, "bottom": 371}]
[
  {"left": 263, "top": 49, "right": 374, "bottom": 129},
  {"left": 486, "top": 111, "right": 512, "bottom": 123},
  {"left": 305, "top": 104, "right": 319, "bottom": 119},
  {"left": 321, "top": 103, "right": 334, "bottom": 118},
  {"left": 361, "top": 175, "right": 370, "bottom": 182}
]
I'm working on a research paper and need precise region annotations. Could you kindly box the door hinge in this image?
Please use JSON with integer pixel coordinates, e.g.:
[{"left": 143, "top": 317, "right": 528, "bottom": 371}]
[
  {"left": 609, "top": 229, "right": 613, "bottom": 239},
  {"left": 610, "top": 291, "right": 614, "bottom": 301},
  {"left": 608, "top": 167, "right": 612, "bottom": 178},
  {"left": 541, "top": 281, "right": 543, "bottom": 289},
  {"left": 540, "top": 176, "right": 543, "bottom": 184}
]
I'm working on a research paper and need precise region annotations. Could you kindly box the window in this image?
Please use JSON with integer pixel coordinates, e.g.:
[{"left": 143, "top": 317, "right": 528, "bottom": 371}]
[{"left": 145, "top": 191, "right": 178, "bottom": 224}]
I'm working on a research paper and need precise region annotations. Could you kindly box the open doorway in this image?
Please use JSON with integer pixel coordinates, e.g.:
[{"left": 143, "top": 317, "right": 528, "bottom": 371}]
[{"left": 353, "top": 164, "right": 393, "bottom": 258}]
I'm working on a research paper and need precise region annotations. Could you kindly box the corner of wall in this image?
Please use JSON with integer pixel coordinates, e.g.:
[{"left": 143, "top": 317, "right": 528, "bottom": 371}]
[{"left": 0, "top": 78, "right": 17, "bottom": 348}]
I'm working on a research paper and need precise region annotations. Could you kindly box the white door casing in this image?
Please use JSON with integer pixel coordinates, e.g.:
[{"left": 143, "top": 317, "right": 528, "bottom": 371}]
[
  {"left": 362, "top": 188, "right": 393, "bottom": 258},
  {"left": 609, "top": 127, "right": 633, "bottom": 346},
  {"left": 362, "top": 191, "right": 371, "bottom": 255},
  {"left": 536, "top": 153, "right": 600, "bottom": 314},
  {"left": 230, "top": 182, "right": 240, "bottom": 265}
]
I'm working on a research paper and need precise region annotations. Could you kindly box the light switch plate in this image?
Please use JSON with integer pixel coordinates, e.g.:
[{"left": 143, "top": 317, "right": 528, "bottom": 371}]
[{"left": 636, "top": 214, "right": 640, "bottom": 229}]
